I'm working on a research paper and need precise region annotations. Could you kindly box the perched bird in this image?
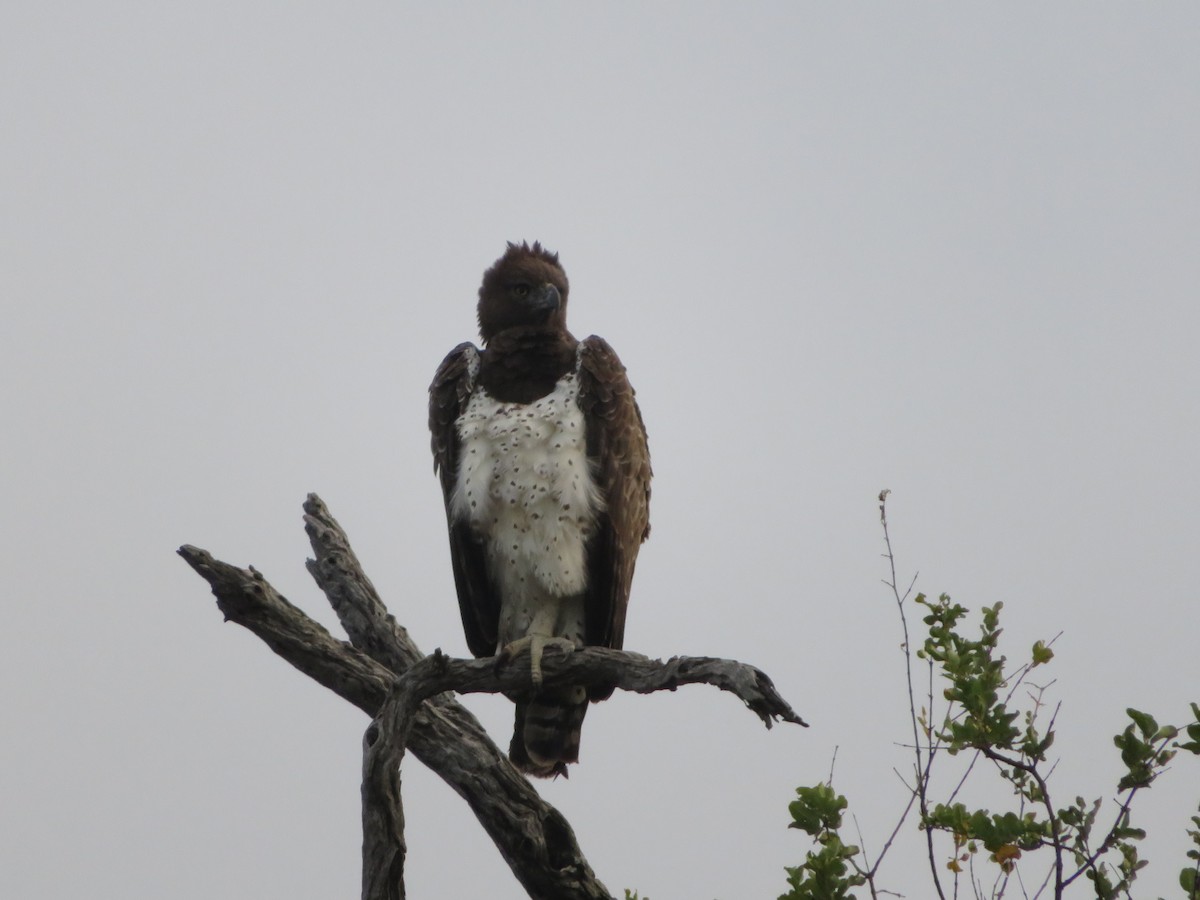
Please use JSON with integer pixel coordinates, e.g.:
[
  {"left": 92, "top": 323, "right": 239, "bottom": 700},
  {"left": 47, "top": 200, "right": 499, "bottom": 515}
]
[{"left": 429, "top": 242, "right": 651, "bottom": 777}]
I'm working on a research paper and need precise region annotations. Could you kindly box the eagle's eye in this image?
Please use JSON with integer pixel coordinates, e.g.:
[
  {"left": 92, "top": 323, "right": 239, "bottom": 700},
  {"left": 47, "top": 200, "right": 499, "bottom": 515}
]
[{"left": 512, "top": 284, "right": 530, "bottom": 297}]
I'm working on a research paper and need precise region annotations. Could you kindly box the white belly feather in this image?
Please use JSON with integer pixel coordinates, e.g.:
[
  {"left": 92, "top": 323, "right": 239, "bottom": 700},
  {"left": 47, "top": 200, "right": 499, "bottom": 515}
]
[{"left": 451, "top": 371, "right": 602, "bottom": 620}]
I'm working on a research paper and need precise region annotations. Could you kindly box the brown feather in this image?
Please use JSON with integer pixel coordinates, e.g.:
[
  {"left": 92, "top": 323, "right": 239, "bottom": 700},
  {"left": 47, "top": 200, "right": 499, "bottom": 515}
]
[
  {"left": 429, "top": 342, "right": 499, "bottom": 658},
  {"left": 577, "top": 335, "right": 652, "bottom": 701},
  {"left": 478, "top": 327, "right": 577, "bottom": 404}
]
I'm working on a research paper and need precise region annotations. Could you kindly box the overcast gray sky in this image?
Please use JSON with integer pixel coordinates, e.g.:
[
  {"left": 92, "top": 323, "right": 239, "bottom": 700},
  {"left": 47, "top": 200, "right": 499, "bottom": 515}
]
[{"left": 3, "top": 4, "right": 1199, "bottom": 898}]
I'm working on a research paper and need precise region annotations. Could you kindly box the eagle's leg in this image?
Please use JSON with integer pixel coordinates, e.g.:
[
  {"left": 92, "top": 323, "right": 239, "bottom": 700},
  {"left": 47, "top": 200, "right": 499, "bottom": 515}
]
[{"left": 496, "top": 634, "right": 576, "bottom": 688}]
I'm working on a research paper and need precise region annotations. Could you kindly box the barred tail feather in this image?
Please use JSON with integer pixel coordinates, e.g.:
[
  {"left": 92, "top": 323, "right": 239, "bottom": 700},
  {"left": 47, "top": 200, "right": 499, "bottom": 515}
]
[{"left": 510, "top": 686, "right": 589, "bottom": 779}]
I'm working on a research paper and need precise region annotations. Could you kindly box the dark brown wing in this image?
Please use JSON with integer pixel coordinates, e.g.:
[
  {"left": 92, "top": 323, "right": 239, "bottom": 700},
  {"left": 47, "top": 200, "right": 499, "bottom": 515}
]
[
  {"left": 577, "top": 335, "right": 652, "bottom": 665},
  {"left": 429, "top": 342, "right": 499, "bottom": 659}
]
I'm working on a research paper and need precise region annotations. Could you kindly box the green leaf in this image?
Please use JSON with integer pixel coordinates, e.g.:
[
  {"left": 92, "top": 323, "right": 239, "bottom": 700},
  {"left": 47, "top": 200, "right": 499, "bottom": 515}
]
[
  {"left": 1179, "top": 866, "right": 1196, "bottom": 896},
  {"left": 788, "top": 784, "right": 848, "bottom": 836},
  {"left": 1112, "top": 825, "right": 1146, "bottom": 841},
  {"left": 1127, "top": 708, "right": 1158, "bottom": 739},
  {"left": 1031, "top": 640, "right": 1054, "bottom": 666},
  {"left": 779, "top": 829, "right": 864, "bottom": 899}
]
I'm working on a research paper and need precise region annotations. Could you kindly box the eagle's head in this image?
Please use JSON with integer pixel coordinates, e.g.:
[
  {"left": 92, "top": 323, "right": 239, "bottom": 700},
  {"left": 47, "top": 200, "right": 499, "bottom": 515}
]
[{"left": 477, "top": 241, "right": 570, "bottom": 344}]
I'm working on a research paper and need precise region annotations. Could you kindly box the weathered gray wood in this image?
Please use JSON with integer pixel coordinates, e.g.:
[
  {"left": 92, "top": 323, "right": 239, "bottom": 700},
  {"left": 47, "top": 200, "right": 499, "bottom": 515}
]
[
  {"left": 178, "top": 494, "right": 806, "bottom": 900},
  {"left": 300, "top": 493, "right": 803, "bottom": 728},
  {"left": 178, "top": 539, "right": 614, "bottom": 900},
  {"left": 303, "top": 495, "right": 423, "bottom": 672},
  {"left": 297, "top": 495, "right": 611, "bottom": 898},
  {"left": 394, "top": 645, "right": 806, "bottom": 729},
  {"left": 361, "top": 694, "right": 410, "bottom": 900},
  {"left": 177, "top": 547, "right": 393, "bottom": 714}
]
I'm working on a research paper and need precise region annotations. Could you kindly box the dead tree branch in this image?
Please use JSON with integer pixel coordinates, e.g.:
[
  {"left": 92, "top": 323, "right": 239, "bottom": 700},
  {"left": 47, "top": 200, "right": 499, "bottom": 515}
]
[
  {"left": 178, "top": 493, "right": 806, "bottom": 899},
  {"left": 178, "top": 542, "right": 611, "bottom": 900},
  {"left": 361, "top": 681, "right": 414, "bottom": 900},
  {"left": 397, "top": 646, "right": 807, "bottom": 729}
]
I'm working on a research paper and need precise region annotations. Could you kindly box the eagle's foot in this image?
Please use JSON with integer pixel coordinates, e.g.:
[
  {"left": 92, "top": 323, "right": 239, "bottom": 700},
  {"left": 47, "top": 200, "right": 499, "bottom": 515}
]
[{"left": 495, "top": 635, "right": 576, "bottom": 688}]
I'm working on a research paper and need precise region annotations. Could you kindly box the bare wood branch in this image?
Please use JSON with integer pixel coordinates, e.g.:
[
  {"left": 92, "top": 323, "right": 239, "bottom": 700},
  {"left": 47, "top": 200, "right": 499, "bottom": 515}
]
[
  {"left": 177, "top": 544, "right": 614, "bottom": 900},
  {"left": 179, "top": 493, "right": 806, "bottom": 899},
  {"left": 177, "top": 546, "right": 393, "bottom": 714},
  {"left": 394, "top": 645, "right": 807, "bottom": 728},
  {"left": 361, "top": 684, "right": 419, "bottom": 900},
  {"left": 303, "top": 494, "right": 423, "bottom": 672},
  {"left": 296, "top": 495, "right": 614, "bottom": 897},
  {"left": 301, "top": 494, "right": 804, "bottom": 728}
]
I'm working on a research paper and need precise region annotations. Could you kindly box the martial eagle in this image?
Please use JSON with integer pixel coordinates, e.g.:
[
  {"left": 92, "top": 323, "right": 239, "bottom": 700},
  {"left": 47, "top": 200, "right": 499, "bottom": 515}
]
[{"left": 429, "top": 242, "right": 651, "bottom": 777}]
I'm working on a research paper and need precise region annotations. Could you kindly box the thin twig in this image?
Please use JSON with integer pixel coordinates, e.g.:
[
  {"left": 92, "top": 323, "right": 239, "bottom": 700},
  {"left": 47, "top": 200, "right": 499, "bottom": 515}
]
[
  {"left": 1059, "top": 734, "right": 1174, "bottom": 889},
  {"left": 879, "top": 490, "right": 947, "bottom": 900},
  {"left": 977, "top": 746, "right": 1063, "bottom": 895}
]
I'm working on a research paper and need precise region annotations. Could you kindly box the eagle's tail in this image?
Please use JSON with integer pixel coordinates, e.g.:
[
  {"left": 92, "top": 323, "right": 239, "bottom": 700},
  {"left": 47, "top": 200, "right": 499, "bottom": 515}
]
[{"left": 510, "top": 686, "right": 589, "bottom": 779}]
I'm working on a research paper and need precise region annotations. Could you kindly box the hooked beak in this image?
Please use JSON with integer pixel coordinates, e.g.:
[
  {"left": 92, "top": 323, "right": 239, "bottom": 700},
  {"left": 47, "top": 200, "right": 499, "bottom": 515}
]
[{"left": 528, "top": 283, "right": 561, "bottom": 314}]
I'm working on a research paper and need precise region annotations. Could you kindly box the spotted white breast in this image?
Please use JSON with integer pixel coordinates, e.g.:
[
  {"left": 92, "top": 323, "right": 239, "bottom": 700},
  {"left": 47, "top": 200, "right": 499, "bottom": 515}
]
[{"left": 450, "top": 367, "right": 603, "bottom": 608}]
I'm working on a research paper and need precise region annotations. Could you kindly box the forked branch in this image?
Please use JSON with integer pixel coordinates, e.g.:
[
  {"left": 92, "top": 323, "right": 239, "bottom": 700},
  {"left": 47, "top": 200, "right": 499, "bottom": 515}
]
[{"left": 178, "top": 494, "right": 805, "bottom": 899}]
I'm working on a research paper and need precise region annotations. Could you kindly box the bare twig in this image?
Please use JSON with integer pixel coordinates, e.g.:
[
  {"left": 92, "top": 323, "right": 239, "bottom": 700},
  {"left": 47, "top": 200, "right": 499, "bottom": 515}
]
[
  {"left": 1059, "top": 733, "right": 1175, "bottom": 890},
  {"left": 976, "top": 746, "right": 1064, "bottom": 895},
  {"left": 878, "top": 490, "right": 947, "bottom": 900}
]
